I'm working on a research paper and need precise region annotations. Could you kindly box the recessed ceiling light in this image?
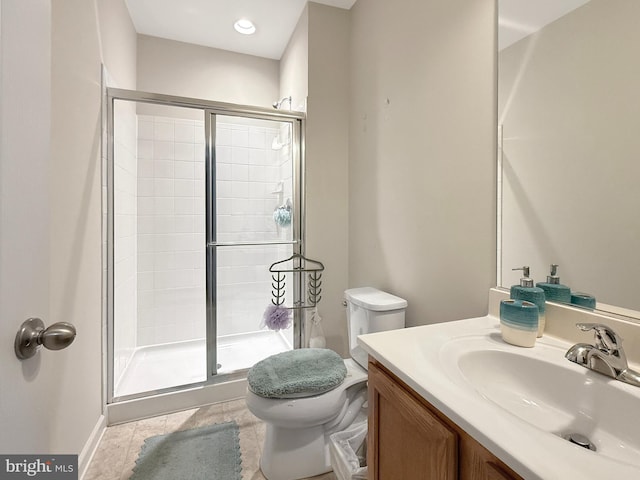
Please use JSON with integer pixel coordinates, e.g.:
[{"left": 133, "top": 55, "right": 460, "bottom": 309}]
[{"left": 234, "top": 19, "right": 256, "bottom": 35}]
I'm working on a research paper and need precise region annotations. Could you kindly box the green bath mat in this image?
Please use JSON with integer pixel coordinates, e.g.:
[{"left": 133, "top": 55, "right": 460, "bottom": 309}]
[{"left": 131, "top": 421, "right": 242, "bottom": 480}]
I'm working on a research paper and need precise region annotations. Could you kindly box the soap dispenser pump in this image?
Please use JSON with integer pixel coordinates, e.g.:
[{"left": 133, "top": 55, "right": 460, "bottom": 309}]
[
  {"left": 510, "top": 266, "right": 546, "bottom": 337},
  {"left": 536, "top": 264, "right": 571, "bottom": 304}
]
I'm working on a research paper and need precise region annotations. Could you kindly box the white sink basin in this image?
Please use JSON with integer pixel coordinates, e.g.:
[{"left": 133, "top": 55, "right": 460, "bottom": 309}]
[{"left": 440, "top": 334, "right": 640, "bottom": 468}]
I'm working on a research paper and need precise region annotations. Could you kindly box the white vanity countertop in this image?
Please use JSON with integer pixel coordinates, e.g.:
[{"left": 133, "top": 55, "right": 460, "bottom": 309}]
[{"left": 358, "top": 315, "right": 640, "bottom": 479}]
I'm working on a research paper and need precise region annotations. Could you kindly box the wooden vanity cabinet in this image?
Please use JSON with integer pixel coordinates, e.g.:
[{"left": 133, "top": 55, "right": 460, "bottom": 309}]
[{"left": 368, "top": 360, "right": 522, "bottom": 480}]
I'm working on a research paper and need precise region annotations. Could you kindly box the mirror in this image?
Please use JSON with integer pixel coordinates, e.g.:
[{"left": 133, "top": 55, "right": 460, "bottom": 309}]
[{"left": 498, "top": 0, "right": 640, "bottom": 315}]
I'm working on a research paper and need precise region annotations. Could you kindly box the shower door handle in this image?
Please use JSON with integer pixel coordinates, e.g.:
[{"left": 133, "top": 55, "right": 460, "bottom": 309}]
[{"left": 208, "top": 240, "right": 298, "bottom": 247}]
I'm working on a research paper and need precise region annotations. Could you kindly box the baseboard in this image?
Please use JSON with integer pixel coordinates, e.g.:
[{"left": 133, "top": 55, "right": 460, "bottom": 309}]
[{"left": 78, "top": 414, "right": 107, "bottom": 480}]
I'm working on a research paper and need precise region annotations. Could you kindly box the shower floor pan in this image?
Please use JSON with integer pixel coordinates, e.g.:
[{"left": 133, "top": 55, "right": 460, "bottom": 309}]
[{"left": 114, "top": 330, "right": 291, "bottom": 398}]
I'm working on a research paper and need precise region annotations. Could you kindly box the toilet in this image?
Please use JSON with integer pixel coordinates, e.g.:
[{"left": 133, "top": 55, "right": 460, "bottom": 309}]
[{"left": 246, "top": 287, "right": 407, "bottom": 480}]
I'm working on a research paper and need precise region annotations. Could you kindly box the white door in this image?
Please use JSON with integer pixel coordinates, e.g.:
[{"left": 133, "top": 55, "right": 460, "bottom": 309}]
[{"left": 0, "top": 0, "right": 54, "bottom": 452}]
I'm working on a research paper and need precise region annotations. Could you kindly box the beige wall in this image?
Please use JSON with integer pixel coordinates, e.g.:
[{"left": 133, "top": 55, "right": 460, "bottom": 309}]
[
  {"left": 137, "top": 35, "right": 279, "bottom": 108},
  {"left": 96, "top": 0, "right": 137, "bottom": 88},
  {"left": 306, "top": 3, "right": 351, "bottom": 354},
  {"left": 280, "top": 5, "right": 309, "bottom": 112},
  {"left": 348, "top": 0, "right": 497, "bottom": 327},
  {"left": 499, "top": 0, "right": 640, "bottom": 311}
]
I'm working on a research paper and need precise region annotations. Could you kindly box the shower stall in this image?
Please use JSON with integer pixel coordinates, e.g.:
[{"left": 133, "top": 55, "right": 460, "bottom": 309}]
[{"left": 106, "top": 89, "right": 305, "bottom": 402}]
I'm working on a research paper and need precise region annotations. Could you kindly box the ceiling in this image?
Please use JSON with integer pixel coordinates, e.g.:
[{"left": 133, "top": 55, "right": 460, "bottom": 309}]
[
  {"left": 124, "top": 0, "right": 357, "bottom": 60},
  {"left": 125, "top": 0, "right": 590, "bottom": 58}
]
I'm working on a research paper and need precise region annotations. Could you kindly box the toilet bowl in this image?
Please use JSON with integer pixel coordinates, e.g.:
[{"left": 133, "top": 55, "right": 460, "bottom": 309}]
[
  {"left": 246, "top": 287, "right": 407, "bottom": 480},
  {"left": 246, "top": 358, "right": 368, "bottom": 480}
]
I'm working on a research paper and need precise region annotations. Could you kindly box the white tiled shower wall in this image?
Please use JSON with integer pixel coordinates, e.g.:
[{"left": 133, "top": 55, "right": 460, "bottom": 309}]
[
  {"left": 136, "top": 115, "right": 207, "bottom": 346},
  {"left": 135, "top": 115, "right": 293, "bottom": 345},
  {"left": 216, "top": 120, "right": 293, "bottom": 337}
]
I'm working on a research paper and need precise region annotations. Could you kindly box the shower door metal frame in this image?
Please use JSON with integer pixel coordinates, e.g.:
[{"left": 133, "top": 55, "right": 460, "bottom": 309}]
[{"left": 106, "top": 88, "right": 305, "bottom": 404}]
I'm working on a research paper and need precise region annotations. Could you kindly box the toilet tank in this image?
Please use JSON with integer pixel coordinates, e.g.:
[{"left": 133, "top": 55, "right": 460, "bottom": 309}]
[{"left": 345, "top": 287, "right": 407, "bottom": 369}]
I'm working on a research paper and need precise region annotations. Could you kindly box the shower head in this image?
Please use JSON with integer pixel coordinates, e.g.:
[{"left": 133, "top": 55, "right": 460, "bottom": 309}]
[{"left": 272, "top": 96, "right": 292, "bottom": 110}]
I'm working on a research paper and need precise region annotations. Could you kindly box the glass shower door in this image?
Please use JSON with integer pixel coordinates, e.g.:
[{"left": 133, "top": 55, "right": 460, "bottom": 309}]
[
  {"left": 111, "top": 99, "right": 208, "bottom": 399},
  {"left": 108, "top": 88, "right": 304, "bottom": 403},
  {"left": 207, "top": 113, "right": 300, "bottom": 376}
]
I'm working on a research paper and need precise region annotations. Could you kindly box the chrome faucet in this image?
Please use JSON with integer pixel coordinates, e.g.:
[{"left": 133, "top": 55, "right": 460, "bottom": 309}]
[{"left": 565, "top": 323, "right": 640, "bottom": 387}]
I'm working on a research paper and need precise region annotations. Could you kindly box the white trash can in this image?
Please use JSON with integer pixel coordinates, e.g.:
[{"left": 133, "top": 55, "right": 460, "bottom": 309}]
[{"left": 329, "top": 421, "right": 368, "bottom": 480}]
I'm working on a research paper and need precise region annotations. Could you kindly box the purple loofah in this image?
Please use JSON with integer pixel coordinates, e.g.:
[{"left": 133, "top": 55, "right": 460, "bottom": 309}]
[{"left": 263, "top": 304, "right": 292, "bottom": 331}]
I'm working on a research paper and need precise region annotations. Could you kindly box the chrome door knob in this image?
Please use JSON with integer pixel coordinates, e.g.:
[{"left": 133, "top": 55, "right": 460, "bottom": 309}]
[{"left": 15, "top": 318, "right": 77, "bottom": 360}]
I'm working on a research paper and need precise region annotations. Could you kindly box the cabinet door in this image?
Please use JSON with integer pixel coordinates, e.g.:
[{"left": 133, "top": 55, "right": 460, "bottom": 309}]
[
  {"left": 368, "top": 362, "right": 458, "bottom": 480},
  {"left": 486, "top": 463, "right": 519, "bottom": 480},
  {"left": 460, "top": 431, "right": 522, "bottom": 480}
]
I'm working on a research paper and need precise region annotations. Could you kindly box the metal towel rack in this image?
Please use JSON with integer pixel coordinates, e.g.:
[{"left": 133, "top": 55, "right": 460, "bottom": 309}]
[{"left": 269, "top": 253, "right": 324, "bottom": 310}]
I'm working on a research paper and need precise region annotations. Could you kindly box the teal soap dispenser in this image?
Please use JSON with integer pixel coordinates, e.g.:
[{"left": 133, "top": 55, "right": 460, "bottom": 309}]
[
  {"left": 536, "top": 264, "right": 571, "bottom": 304},
  {"left": 510, "top": 266, "right": 546, "bottom": 337}
]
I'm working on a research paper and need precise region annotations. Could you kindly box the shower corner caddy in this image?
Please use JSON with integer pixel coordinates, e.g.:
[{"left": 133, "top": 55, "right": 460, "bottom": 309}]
[{"left": 269, "top": 253, "right": 324, "bottom": 310}]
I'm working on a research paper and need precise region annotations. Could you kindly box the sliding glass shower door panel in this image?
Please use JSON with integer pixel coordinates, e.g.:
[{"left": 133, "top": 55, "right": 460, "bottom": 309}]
[
  {"left": 210, "top": 115, "right": 299, "bottom": 374},
  {"left": 111, "top": 99, "right": 207, "bottom": 399}
]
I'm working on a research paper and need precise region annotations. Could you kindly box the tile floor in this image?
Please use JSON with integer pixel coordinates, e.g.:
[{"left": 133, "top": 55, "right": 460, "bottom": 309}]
[{"left": 83, "top": 399, "right": 337, "bottom": 480}]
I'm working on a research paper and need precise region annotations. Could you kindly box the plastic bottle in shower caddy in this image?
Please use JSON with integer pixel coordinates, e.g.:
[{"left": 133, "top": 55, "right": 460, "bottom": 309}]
[
  {"left": 510, "top": 266, "right": 546, "bottom": 337},
  {"left": 536, "top": 264, "right": 572, "bottom": 304}
]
